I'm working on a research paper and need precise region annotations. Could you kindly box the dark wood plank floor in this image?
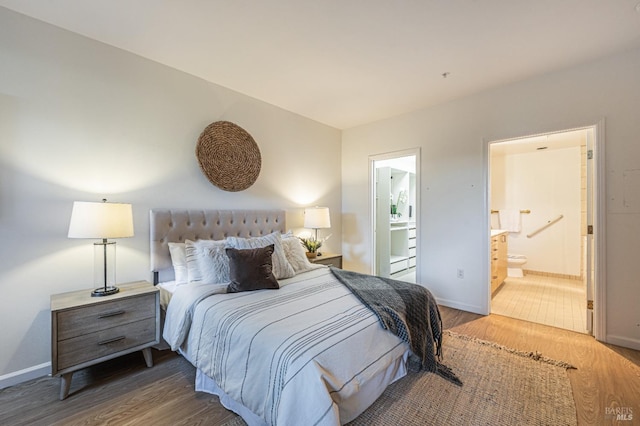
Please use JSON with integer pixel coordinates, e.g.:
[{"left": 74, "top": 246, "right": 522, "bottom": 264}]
[{"left": 1, "top": 306, "right": 638, "bottom": 425}]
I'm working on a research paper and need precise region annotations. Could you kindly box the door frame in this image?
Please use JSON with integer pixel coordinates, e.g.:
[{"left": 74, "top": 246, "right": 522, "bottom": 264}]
[
  {"left": 369, "top": 148, "right": 421, "bottom": 279},
  {"left": 484, "top": 119, "right": 606, "bottom": 341},
  {"left": 592, "top": 119, "right": 606, "bottom": 340}
]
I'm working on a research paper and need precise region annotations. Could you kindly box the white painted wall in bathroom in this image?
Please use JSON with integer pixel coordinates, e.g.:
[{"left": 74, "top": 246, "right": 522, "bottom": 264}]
[{"left": 493, "top": 146, "right": 582, "bottom": 276}]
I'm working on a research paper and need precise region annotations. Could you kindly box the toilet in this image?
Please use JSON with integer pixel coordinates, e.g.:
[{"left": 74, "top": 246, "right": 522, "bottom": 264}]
[{"left": 507, "top": 254, "right": 527, "bottom": 278}]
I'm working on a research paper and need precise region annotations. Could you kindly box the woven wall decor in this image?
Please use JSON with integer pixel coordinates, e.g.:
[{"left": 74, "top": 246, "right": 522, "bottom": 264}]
[{"left": 196, "top": 121, "right": 262, "bottom": 192}]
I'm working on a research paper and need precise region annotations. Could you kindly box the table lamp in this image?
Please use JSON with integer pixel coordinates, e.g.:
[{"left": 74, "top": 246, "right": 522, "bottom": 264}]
[
  {"left": 68, "top": 199, "right": 134, "bottom": 296},
  {"left": 303, "top": 206, "right": 331, "bottom": 256}
]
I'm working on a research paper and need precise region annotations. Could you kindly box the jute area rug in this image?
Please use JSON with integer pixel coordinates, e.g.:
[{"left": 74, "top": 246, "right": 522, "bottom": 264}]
[{"left": 224, "top": 330, "right": 577, "bottom": 426}]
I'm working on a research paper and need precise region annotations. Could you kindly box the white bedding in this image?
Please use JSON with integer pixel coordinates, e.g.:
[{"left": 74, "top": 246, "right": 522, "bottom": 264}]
[
  {"left": 164, "top": 267, "right": 410, "bottom": 426},
  {"left": 157, "top": 280, "right": 179, "bottom": 310}
]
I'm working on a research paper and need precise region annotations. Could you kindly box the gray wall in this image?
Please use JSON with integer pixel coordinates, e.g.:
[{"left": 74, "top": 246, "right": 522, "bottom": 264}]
[
  {"left": 342, "top": 47, "right": 640, "bottom": 350},
  {"left": 0, "top": 8, "right": 342, "bottom": 385}
]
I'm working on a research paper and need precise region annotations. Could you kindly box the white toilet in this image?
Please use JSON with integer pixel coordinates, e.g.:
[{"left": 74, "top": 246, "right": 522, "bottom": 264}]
[{"left": 507, "top": 254, "right": 528, "bottom": 278}]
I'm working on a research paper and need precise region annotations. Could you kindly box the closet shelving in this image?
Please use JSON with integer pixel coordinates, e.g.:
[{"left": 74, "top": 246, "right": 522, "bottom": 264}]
[{"left": 376, "top": 166, "right": 416, "bottom": 279}]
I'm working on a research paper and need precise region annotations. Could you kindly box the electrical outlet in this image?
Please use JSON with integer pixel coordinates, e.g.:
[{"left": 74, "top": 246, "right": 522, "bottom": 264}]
[{"left": 457, "top": 269, "right": 464, "bottom": 279}]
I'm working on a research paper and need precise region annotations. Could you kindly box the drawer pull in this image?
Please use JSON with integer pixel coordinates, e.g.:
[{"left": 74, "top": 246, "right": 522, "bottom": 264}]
[
  {"left": 98, "top": 336, "right": 125, "bottom": 345},
  {"left": 98, "top": 310, "right": 125, "bottom": 319}
]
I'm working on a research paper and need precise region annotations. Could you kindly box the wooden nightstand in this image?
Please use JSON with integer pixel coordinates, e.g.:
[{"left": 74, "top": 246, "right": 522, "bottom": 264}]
[
  {"left": 310, "top": 253, "right": 342, "bottom": 268},
  {"left": 51, "top": 281, "right": 160, "bottom": 400}
]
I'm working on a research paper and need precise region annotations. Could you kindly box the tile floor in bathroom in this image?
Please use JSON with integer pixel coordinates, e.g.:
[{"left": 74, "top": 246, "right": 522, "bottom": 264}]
[{"left": 491, "top": 273, "right": 588, "bottom": 334}]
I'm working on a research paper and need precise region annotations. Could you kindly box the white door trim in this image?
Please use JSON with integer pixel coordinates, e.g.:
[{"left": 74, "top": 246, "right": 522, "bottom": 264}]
[{"left": 593, "top": 119, "right": 606, "bottom": 341}]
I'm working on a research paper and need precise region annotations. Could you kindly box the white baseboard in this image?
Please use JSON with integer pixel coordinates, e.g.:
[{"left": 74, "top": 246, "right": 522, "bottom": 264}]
[
  {"left": 605, "top": 334, "right": 640, "bottom": 351},
  {"left": 0, "top": 362, "right": 51, "bottom": 390},
  {"left": 436, "top": 297, "right": 485, "bottom": 315}
]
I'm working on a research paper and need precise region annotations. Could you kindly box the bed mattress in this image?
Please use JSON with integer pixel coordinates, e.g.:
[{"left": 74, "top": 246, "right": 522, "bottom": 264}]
[{"left": 164, "top": 267, "right": 410, "bottom": 425}]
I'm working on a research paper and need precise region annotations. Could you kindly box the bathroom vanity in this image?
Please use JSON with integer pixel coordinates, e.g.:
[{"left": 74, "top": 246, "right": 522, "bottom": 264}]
[{"left": 491, "top": 230, "right": 508, "bottom": 294}]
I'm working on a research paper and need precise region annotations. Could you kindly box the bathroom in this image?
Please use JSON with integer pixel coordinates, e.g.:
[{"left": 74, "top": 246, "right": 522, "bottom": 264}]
[{"left": 489, "top": 128, "right": 591, "bottom": 333}]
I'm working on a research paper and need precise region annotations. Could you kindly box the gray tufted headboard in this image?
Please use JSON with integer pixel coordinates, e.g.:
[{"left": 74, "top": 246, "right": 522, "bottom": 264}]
[{"left": 150, "top": 209, "right": 286, "bottom": 284}]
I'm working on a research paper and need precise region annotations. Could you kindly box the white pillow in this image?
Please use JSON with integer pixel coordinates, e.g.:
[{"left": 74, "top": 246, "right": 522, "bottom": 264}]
[
  {"left": 168, "top": 242, "right": 188, "bottom": 285},
  {"left": 226, "top": 232, "right": 295, "bottom": 279},
  {"left": 185, "top": 239, "right": 230, "bottom": 285},
  {"left": 281, "top": 234, "right": 320, "bottom": 274}
]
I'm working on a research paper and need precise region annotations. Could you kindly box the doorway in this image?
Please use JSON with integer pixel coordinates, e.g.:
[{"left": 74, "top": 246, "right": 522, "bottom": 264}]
[
  {"left": 370, "top": 149, "right": 419, "bottom": 283},
  {"left": 488, "top": 125, "right": 603, "bottom": 337}
]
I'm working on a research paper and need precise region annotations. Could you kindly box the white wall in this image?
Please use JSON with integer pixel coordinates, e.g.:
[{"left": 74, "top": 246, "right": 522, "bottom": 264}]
[
  {"left": 0, "top": 8, "right": 342, "bottom": 386},
  {"left": 491, "top": 147, "right": 582, "bottom": 276},
  {"left": 342, "top": 47, "right": 640, "bottom": 350}
]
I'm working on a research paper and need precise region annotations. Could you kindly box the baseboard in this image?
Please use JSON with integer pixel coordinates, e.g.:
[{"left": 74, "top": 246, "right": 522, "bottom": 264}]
[
  {"left": 605, "top": 335, "right": 640, "bottom": 351},
  {"left": 523, "top": 269, "right": 582, "bottom": 281},
  {"left": 0, "top": 362, "right": 51, "bottom": 390},
  {"left": 436, "top": 297, "right": 486, "bottom": 315}
]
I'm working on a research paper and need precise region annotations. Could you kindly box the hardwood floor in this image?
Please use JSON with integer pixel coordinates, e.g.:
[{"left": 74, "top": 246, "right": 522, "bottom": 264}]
[
  {"left": 442, "top": 307, "right": 640, "bottom": 426},
  {"left": 1, "top": 307, "right": 638, "bottom": 425},
  {"left": 0, "top": 350, "right": 237, "bottom": 426}
]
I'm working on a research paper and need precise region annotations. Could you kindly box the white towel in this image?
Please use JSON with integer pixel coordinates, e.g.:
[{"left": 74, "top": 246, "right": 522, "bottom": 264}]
[{"left": 499, "top": 209, "right": 521, "bottom": 232}]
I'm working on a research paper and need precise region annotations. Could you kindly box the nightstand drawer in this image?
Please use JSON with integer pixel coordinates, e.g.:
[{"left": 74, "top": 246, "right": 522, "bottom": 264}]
[
  {"left": 57, "top": 317, "right": 157, "bottom": 371},
  {"left": 57, "top": 294, "right": 156, "bottom": 340}
]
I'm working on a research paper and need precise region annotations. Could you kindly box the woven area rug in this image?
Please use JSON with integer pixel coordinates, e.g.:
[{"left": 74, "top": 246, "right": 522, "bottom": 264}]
[{"left": 223, "top": 330, "right": 577, "bottom": 426}]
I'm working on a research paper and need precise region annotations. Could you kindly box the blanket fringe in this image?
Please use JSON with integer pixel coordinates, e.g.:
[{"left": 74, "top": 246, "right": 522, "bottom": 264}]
[
  {"left": 408, "top": 354, "right": 463, "bottom": 387},
  {"left": 436, "top": 362, "right": 463, "bottom": 386}
]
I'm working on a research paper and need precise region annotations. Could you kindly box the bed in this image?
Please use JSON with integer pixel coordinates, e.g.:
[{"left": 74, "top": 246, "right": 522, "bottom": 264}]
[{"left": 150, "top": 209, "right": 443, "bottom": 426}]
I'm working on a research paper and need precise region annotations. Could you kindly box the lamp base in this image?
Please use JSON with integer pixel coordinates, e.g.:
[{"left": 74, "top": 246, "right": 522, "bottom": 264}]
[{"left": 91, "top": 286, "right": 120, "bottom": 297}]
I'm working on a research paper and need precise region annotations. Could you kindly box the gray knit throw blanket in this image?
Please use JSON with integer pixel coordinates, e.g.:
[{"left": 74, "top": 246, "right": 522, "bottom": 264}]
[{"left": 330, "top": 267, "right": 461, "bottom": 386}]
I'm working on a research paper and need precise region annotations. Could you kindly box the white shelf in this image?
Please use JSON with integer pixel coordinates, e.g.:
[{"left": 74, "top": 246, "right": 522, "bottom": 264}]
[
  {"left": 375, "top": 165, "right": 416, "bottom": 278},
  {"left": 390, "top": 255, "right": 409, "bottom": 263}
]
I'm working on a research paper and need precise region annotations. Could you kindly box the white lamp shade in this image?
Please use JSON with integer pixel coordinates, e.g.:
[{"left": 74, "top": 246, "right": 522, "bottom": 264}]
[
  {"left": 68, "top": 201, "right": 134, "bottom": 239},
  {"left": 304, "top": 207, "right": 331, "bottom": 229}
]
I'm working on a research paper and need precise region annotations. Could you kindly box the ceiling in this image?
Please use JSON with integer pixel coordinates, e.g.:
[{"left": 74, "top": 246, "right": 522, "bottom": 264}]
[
  {"left": 490, "top": 128, "right": 588, "bottom": 157},
  {"left": 2, "top": 1, "right": 640, "bottom": 129}
]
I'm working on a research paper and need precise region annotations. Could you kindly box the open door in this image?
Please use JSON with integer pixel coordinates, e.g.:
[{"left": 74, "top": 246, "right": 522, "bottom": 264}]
[
  {"left": 488, "top": 124, "right": 604, "bottom": 336},
  {"left": 375, "top": 167, "right": 391, "bottom": 277}
]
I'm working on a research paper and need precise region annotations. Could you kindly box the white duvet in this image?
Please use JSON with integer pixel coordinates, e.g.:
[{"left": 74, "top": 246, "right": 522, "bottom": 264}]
[{"left": 164, "top": 267, "right": 409, "bottom": 426}]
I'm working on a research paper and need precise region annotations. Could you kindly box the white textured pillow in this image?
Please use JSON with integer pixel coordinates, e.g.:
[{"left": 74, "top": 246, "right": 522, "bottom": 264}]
[
  {"left": 226, "top": 232, "right": 295, "bottom": 279},
  {"left": 185, "top": 239, "right": 230, "bottom": 285},
  {"left": 168, "top": 242, "right": 188, "bottom": 285},
  {"left": 281, "top": 235, "right": 320, "bottom": 274}
]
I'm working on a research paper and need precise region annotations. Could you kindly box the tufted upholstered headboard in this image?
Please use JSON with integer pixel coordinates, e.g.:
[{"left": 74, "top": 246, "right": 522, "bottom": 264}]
[{"left": 150, "top": 209, "right": 286, "bottom": 284}]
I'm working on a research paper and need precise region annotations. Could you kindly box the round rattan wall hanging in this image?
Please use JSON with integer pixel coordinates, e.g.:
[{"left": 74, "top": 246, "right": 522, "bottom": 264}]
[{"left": 196, "top": 121, "right": 261, "bottom": 192}]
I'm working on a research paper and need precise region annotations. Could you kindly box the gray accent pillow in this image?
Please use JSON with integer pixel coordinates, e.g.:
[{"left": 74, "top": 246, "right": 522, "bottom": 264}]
[{"left": 226, "top": 245, "right": 279, "bottom": 293}]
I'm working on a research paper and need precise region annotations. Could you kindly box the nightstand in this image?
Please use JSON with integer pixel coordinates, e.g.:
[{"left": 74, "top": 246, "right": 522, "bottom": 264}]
[
  {"left": 51, "top": 281, "right": 160, "bottom": 400},
  {"left": 310, "top": 253, "right": 342, "bottom": 268}
]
